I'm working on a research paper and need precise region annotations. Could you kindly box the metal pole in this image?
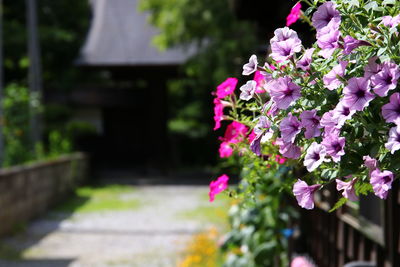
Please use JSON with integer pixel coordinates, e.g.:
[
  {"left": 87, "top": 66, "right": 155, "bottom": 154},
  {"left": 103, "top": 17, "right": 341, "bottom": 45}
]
[
  {"left": 0, "top": 0, "right": 4, "bottom": 166},
  {"left": 26, "top": 0, "right": 42, "bottom": 146}
]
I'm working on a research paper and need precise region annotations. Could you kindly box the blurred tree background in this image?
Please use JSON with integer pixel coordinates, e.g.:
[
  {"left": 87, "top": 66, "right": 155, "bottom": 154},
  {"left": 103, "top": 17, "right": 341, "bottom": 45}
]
[
  {"left": 139, "top": 0, "right": 258, "bottom": 170},
  {"left": 2, "top": 1, "right": 92, "bottom": 166}
]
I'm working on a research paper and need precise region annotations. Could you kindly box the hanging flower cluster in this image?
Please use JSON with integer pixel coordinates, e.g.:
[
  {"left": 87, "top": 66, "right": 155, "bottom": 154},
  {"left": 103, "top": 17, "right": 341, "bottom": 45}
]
[{"left": 210, "top": 0, "right": 400, "bottom": 209}]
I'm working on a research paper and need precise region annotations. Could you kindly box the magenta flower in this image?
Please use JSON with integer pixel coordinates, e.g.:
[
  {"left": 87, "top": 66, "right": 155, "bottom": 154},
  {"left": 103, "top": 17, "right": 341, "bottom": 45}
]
[
  {"left": 370, "top": 169, "right": 394, "bottom": 199},
  {"left": 269, "top": 77, "right": 301, "bottom": 110},
  {"left": 363, "top": 155, "right": 378, "bottom": 171},
  {"left": 222, "top": 121, "right": 248, "bottom": 144},
  {"left": 385, "top": 126, "right": 400, "bottom": 154},
  {"left": 296, "top": 48, "right": 315, "bottom": 71},
  {"left": 254, "top": 70, "right": 272, "bottom": 93},
  {"left": 342, "top": 77, "right": 375, "bottom": 111},
  {"left": 382, "top": 93, "right": 400, "bottom": 125},
  {"left": 364, "top": 57, "right": 381, "bottom": 79},
  {"left": 304, "top": 142, "right": 326, "bottom": 172},
  {"left": 280, "top": 113, "right": 302, "bottom": 143},
  {"left": 371, "top": 62, "right": 400, "bottom": 97},
  {"left": 275, "top": 155, "right": 287, "bottom": 164},
  {"left": 213, "top": 98, "right": 224, "bottom": 130},
  {"left": 293, "top": 179, "right": 321, "bottom": 210},
  {"left": 239, "top": 80, "right": 257, "bottom": 101},
  {"left": 248, "top": 130, "right": 256, "bottom": 143},
  {"left": 270, "top": 27, "right": 302, "bottom": 62},
  {"left": 323, "top": 61, "right": 348, "bottom": 91},
  {"left": 242, "top": 54, "right": 258, "bottom": 76},
  {"left": 336, "top": 177, "right": 358, "bottom": 201},
  {"left": 219, "top": 142, "right": 233, "bottom": 158},
  {"left": 300, "top": 109, "right": 322, "bottom": 139},
  {"left": 312, "top": 1, "right": 340, "bottom": 31},
  {"left": 322, "top": 134, "right": 345, "bottom": 162},
  {"left": 343, "top": 35, "right": 370, "bottom": 55},
  {"left": 209, "top": 174, "right": 229, "bottom": 202},
  {"left": 216, "top": 78, "right": 238, "bottom": 99},
  {"left": 276, "top": 138, "right": 301, "bottom": 159},
  {"left": 316, "top": 18, "right": 341, "bottom": 58},
  {"left": 286, "top": 2, "right": 302, "bottom": 27},
  {"left": 332, "top": 101, "right": 355, "bottom": 128}
]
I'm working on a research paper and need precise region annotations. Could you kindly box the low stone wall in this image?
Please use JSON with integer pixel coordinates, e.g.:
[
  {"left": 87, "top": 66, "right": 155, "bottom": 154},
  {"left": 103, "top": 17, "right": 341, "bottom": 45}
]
[{"left": 0, "top": 152, "right": 88, "bottom": 236}]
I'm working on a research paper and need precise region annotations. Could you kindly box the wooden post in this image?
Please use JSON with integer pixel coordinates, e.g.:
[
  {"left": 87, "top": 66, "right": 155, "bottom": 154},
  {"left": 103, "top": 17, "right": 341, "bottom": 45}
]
[
  {"left": 0, "top": 0, "right": 4, "bottom": 166},
  {"left": 26, "top": 0, "right": 42, "bottom": 146}
]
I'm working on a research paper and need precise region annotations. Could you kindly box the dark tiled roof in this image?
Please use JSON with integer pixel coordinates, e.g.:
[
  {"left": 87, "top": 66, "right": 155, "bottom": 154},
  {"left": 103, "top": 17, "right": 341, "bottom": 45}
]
[{"left": 77, "top": 0, "right": 195, "bottom": 66}]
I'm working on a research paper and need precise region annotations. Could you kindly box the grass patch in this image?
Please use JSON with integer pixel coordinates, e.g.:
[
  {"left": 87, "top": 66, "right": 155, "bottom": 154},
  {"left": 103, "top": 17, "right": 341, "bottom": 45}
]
[
  {"left": 55, "top": 185, "right": 141, "bottom": 214},
  {"left": 0, "top": 243, "right": 21, "bottom": 260},
  {"left": 177, "top": 193, "right": 231, "bottom": 229}
]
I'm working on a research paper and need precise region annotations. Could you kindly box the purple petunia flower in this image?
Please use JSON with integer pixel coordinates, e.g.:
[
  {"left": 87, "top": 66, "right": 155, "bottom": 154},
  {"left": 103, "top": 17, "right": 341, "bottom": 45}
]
[
  {"left": 250, "top": 134, "right": 262, "bottom": 156},
  {"left": 276, "top": 138, "right": 301, "bottom": 159},
  {"left": 323, "top": 61, "right": 348, "bottom": 91},
  {"left": 293, "top": 179, "right": 321, "bottom": 210},
  {"left": 268, "top": 77, "right": 301, "bottom": 110},
  {"left": 382, "top": 92, "right": 400, "bottom": 125},
  {"left": 336, "top": 177, "right": 358, "bottom": 201},
  {"left": 239, "top": 80, "right": 257, "bottom": 101},
  {"left": 300, "top": 109, "right": 322, "bottom": 139},
  {"left": 280, "top": 113, "right": 302, "bottom": 143},
  {"left": 321, "top": 134, "right": 345, "bottom": 162},
  {"left": 270, "top": 27, "right": 302, "bottom": 62},
  {"left": 343, "top": 35, "right": 370, "bottom": 55},
  {"left": 242, "top": 54, "right": 258, "bottom": 76},
  {"left": 254, "top": 116, "right": 274, "bottom": 143},
  {"left": 364, "top": 57, "right": 382, "bottom": 79},
  {"left": 312, "top": 2, "right": 341, "bottom": 31},
  {"left": 320, "top": 110, "right": 341, "bottom": 138},
  {"left": 332, "top": 101, "right": 356, "bottom": 127},
  {"left": 363, "top": 155, "right": 378, "bottom": 171},
  {"left": 381, "top": 15, "right": 400, "bottom": 29},
  {"left": 316, "top": 18, "right": 341, "bottom": 58},
  {"left": 342, "top": 77, "right": 375, "bottom": 111},
  {"left": 296, "top": 48, "right": 315, "bottom": 71},
  {"left": 385, "top": 126, "right": 400, "bottom": 154},
  {"left": 370, "top": 169, "right": 394, "bottom": 199},
  {"left": 371, "top": 62, "right": 400, "bottom": 97},
  {"left": 304, "top": 142, "right": 327, "bottom": 172}
]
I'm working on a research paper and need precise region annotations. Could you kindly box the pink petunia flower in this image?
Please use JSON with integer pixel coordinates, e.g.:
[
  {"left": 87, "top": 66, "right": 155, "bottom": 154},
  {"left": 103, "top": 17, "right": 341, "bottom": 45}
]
[
  {"left": 323, "top": 61, "right": 348, "bottom": 91},
  {"left": 216, "top": 78, "right": 238, "bottom": 99},
  {"left": 370, "top": 169, "right": 394, "bottom": 200},
  {"left": 268, "top": 76, "right": 301, "bottom": 110},
  {"left": 286, "top": 2, "right": 302, "bottom": 27},
  {"left": 336, "top": 177, "right": 358, "bottom": 201},
  {"left": 270, "top": 27, "right": 302, "bottom": 62},
  {"left": 275, "top": 155, "right": 287, "bottom": 164},
  {"left": 253, "top": 70, "right": 270, "bottom": 93},
  {"left": 291, "top": 256, "right": 315, "bottom": 267},
  {"left": 209, "top": 174, "right": 229, "bottom": 202},
  {"left": 239, "top": 80, "right": 257, "bottom": 101},
  {"left": 293, "top": 179, "right": 321, "bottom": 210},
  {"left": 382, "top": 92, "right": 400, "bottom": 125},
  {"left": 213, "top": 98, "right": 224, "bottom": 130},
  {"left": 385, "top": 126, "right": 400, "bottom": 154},
  {"left": 304, "top": 142, "right": 327, "bottom": 172},
  {"left": 242, "top": 55, "right": 258, "bottom": 76},
  {"left": 342, "top": 77, "right": 375, "bottom": 111}
]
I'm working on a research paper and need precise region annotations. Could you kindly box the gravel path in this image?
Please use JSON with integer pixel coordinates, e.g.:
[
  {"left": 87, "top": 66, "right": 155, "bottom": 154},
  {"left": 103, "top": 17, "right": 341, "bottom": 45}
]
[{"left": 0, "top": 185, "right": 226, "bottom": 267}]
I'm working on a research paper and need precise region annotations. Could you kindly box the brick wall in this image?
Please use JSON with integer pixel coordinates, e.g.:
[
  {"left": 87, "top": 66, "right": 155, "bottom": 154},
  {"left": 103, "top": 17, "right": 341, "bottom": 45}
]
[{"left": 0, "top": 152, "right": 88, "bottom": 236}]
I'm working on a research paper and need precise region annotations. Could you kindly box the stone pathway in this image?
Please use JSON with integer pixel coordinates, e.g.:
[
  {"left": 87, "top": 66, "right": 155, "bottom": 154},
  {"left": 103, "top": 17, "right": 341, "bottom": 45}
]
[{"left": 0, "top": 184, "right": 228, "bottom": 267}]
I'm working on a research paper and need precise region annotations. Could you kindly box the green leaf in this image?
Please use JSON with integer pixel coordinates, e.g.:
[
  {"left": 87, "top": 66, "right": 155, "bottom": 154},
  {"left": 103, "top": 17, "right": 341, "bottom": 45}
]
[{"left": 329, "top": 197, "right": 348, "bottom": 212}]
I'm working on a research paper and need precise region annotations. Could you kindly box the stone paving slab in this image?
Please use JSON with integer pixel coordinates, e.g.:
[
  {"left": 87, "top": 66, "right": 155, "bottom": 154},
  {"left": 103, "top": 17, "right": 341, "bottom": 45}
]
[{"left": 0, "top": 185, "right": 225, "bottom": 267}]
